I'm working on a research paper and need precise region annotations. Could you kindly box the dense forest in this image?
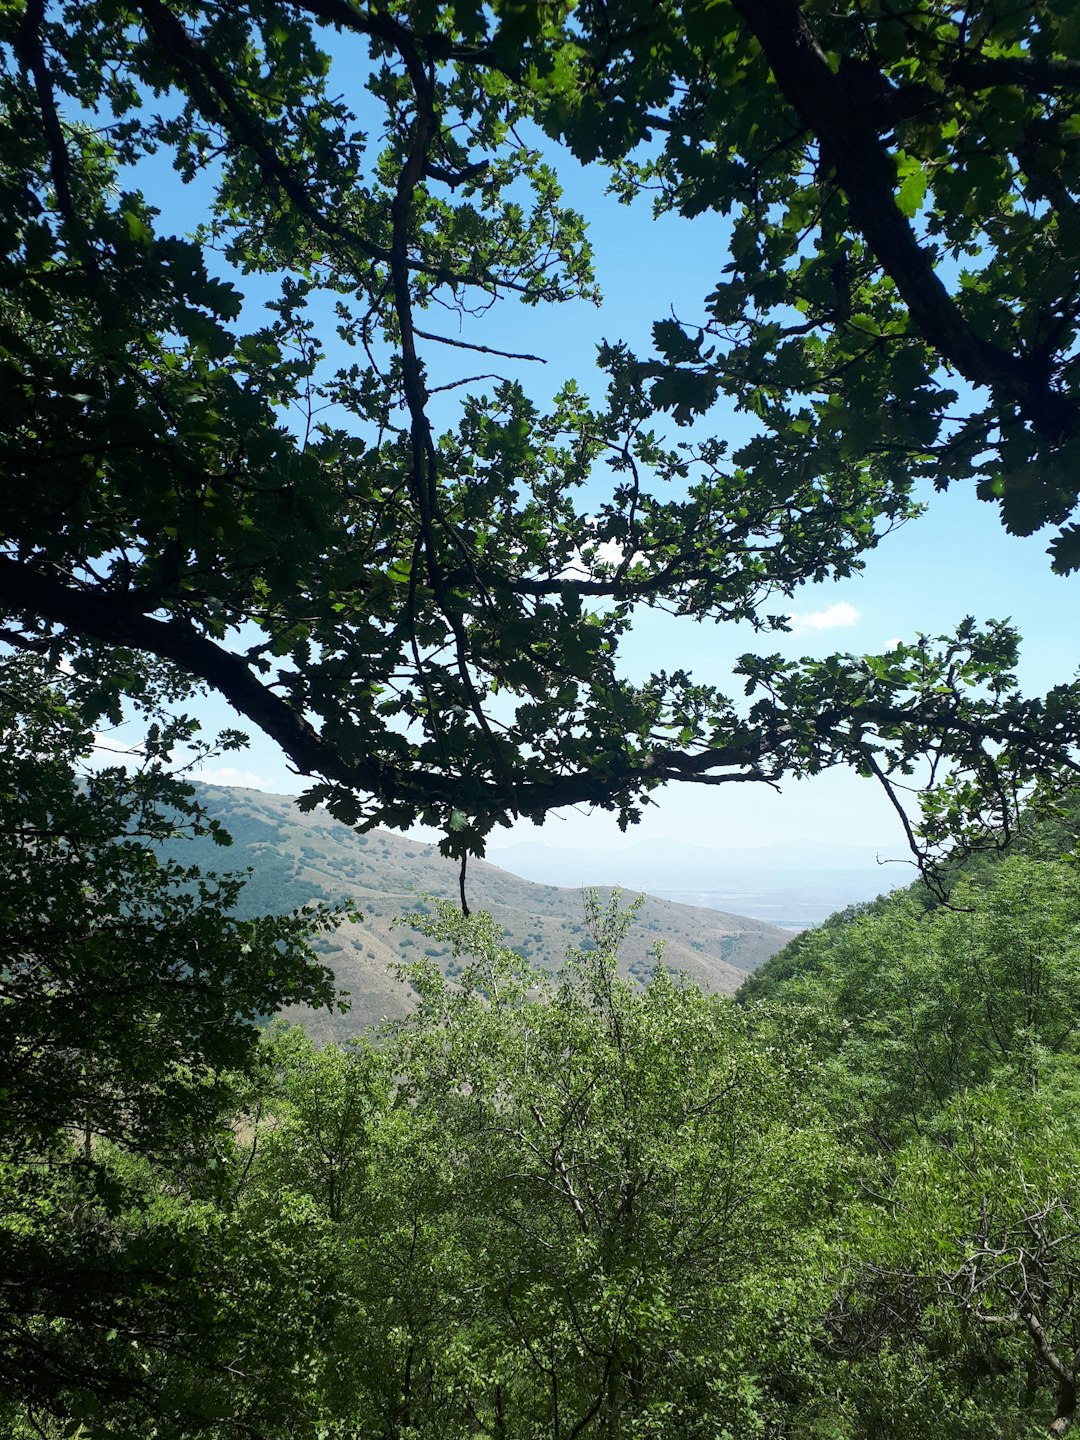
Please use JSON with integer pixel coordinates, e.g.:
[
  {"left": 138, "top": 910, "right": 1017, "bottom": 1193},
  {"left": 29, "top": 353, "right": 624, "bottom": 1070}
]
[
  {"left": 4, "top": 651, "right": 1080, "bottom": 1439},
  {"left": 4, "top": 0, "right": 1080, "bottom": 1434}
]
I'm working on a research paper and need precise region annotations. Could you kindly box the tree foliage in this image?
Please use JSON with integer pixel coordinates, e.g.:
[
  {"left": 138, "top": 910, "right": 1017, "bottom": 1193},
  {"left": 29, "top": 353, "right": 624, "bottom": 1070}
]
[
  {"left": 744, "top": 846, "right": 1080, "bottom": 1439},
  {"left": 4, "top": 835, "right": 1080, "bottom": 1438},
  {"left": 0, "top": 0, "right": 1077, "bottom": 865},
  {"left": 0, "top": 655, "right": 342, "bottom": 1427},
  {"left": 537, "top": 0, "right": 1080, "bottom": 568},
  {"left": 82, "top": 897, "right": 844, "bottom": 1439}
]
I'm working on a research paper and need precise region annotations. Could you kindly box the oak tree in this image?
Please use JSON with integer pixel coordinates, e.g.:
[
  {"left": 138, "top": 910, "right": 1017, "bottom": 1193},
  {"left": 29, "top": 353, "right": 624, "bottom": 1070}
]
[
  {"left": 537, "top": 0, "right": 1080, "bottom": 567},
  {"left": 1, "top": 0, "right": 1077, "bottom": 869}
]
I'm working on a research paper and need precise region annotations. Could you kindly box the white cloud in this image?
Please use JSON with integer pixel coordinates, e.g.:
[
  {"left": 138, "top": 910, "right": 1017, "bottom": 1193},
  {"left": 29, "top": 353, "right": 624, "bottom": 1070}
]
[
  {"left": 884, "top": 636, "right": 903, "bottom": 651},
  {"left": 87, "top": 743, "right": 271, "bottom": 792},
  {"left": 593, "top": 539, "right": 626, "bottom": 568},
  {"left": 785, "top": 601, "right": 860, "bottom": 636},
  {"left": 196, "top": 766, "right": 272, "bottom": 791},
  {"left": 557, "top": 537, "right": 626, "bottom": 579}
]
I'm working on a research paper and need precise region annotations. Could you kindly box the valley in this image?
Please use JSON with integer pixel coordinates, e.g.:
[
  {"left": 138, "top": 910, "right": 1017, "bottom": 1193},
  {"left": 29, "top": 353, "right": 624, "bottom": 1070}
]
[{"left": 178, "top": 785, "right": 794, "bottom": 1037}]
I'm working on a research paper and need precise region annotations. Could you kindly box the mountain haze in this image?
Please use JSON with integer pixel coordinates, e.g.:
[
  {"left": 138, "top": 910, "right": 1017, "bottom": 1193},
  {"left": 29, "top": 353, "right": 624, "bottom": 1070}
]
[
  {"left": 488, "top": 837, "right": 910, "bottom": 928},
  {"left": 181, "top": 786, "right": 792, "bottom": 1039}
]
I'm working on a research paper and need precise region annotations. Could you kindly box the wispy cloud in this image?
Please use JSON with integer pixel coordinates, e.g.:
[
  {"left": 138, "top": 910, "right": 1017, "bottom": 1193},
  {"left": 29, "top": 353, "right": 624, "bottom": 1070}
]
[
  {"left": 785, "top": 601, "right": 860, "bottom": 636},
  {"left": 196, "top": 766, "right": 271, "bottom": 791},
  {"left": 88, "top": 741, "right": 272, "bottom": 793}
]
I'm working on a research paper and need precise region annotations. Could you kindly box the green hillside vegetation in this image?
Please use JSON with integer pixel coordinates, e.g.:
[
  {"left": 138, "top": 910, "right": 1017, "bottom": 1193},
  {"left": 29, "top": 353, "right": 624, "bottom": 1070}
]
[
  {"left": 738, "top": 795, "right": 1080, "bottom": 1007},
  {"left": 10, "top": 831, "right": 1080, "bottom": 1438},
  {"left": 8, "top": 650, "right": 1080, "bottom": 1436},
  {"left": 169, "top": 785, "right": 791, "bottom": 1037}
]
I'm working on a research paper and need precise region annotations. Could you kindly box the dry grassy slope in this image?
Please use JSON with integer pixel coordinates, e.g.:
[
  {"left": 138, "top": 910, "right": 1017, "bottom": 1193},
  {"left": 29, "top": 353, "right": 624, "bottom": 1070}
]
[{"left": 191, "top": 785, "right": 791, "bottom": 1040}]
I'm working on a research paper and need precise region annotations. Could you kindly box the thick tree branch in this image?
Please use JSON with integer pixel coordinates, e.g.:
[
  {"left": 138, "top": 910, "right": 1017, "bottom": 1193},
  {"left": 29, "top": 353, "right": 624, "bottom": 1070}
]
[
  {"left": 953, "top": 54, "right": 1080, "bottom": 96},
  {"left": 286, "top": 0, "right": 506, "bottom": 69},
  {"left": 0, "top": 558, "right": 398, "bottom": 798},
  {"left": 17, "top": 0, "right": 76, "bottom": 232},
  {"left": 0, "top": 558, "right": 770, "bottom": 817},
  {"left": 727, "top": 0, "right": 1077, "bottom": 440},
  {"left": 1020, "top": 1307, "right": 1073, "bottom": 1390},
  {"left": 3, "top": 557, "right": 1074, "bottom": 845}
]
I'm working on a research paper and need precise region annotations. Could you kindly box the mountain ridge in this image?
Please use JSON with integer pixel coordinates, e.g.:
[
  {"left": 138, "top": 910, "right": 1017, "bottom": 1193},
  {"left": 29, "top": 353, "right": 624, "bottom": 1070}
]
[{"left": 177, "top": 785, "right": 794, "bottom": 1040}]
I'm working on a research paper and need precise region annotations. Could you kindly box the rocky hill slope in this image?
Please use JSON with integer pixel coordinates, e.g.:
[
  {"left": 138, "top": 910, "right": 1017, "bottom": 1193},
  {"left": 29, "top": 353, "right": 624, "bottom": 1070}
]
[{"left": 178, "top": 786, "right": 792, "bottom": 1039}]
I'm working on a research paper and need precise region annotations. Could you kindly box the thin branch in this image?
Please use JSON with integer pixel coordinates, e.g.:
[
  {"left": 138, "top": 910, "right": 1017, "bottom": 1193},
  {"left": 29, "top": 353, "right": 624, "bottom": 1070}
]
[
  {"left": 132, "top": 0, "right": 533, "bottom": 297},
  {"left": 414, "top": 326, "right": 546, "bottom": 363},
  {"left": 428, "top": 372, "right": 503, "bottom": 394},
  {"left": 861, "top": 746, "right": 922, "bottom": 858},
  {"left": 458, "top": 852, "right": 470, "bottom": 916}
]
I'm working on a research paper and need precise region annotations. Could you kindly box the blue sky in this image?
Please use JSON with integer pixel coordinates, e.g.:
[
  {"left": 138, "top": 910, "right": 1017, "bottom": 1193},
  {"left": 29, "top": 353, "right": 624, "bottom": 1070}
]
[{"left": 120, "top": 90, "right": 1078, "bottom": 859}]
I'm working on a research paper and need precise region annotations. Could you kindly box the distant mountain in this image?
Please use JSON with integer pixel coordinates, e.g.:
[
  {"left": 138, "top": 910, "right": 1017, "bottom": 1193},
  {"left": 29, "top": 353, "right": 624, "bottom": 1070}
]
[
  {"left": 486, "top": 837, "right": 911, "bottom": 928},
  {"left": 490, "top": 837, "right": 892, "bottom": 879},
  {"left": 173, "top": 786, "right": 793, "bottom": 1040}
]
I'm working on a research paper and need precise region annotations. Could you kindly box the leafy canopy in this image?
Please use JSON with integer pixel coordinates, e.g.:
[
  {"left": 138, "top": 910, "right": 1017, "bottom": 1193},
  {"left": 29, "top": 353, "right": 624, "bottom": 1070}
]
[
  {"left": 1, "top": 0, "right": 1077, "bottom": 867},
  {"left": 0, "top": 654, "right": 344, "bottom": 1424},
  {"left": 536, "top": 0, "right": 1080, "bottom": 568}
]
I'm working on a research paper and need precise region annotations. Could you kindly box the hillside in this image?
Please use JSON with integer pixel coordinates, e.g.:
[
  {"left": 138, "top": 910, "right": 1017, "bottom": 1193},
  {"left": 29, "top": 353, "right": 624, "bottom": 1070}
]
[
  {"left": 176, "top": 786, "right": 792, "bottom": 1039},
  {"left": 736, "top": 791, "right": 1080, "bottom": 1006}
]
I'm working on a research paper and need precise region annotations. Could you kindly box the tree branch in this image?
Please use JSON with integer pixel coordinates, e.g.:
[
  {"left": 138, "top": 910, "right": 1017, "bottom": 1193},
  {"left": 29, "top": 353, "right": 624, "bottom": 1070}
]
[
  {"left": 3, "top": 557, "right": 1074, "bottom": 841},
  {"left": 131, "top": 0, "right": 532, "bottom": 297},
  {"left": 413, "top": 326, "right": 546, "bottom": 363},
  {"left": 286, "top": 0, "right": 507, "bottom": 70},
  {"left": 727, "top": 0, "right": 1077, "bottom": 440},
  {"left": 18, "top": 0, "right": 77, "bottom": 232},
  {"left": 0, "top": 557, "right": 769, "bottom": 819},
  {"left": 953, "top": 54, "right": 1080, "bottom": 96}
]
